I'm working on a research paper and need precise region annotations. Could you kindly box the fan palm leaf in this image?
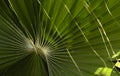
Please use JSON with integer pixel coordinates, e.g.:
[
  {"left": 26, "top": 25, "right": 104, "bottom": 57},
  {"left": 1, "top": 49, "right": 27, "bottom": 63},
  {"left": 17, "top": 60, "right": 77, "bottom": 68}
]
[{"left": 0, "top": 0, "right": 120, "bottom": 76}]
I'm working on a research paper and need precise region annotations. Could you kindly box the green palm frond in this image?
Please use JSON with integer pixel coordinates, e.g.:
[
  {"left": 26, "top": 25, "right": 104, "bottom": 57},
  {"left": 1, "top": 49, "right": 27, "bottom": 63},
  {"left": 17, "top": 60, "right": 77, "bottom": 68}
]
[{"left": 0, "top": 0, "right": 120, "bottom": 76}]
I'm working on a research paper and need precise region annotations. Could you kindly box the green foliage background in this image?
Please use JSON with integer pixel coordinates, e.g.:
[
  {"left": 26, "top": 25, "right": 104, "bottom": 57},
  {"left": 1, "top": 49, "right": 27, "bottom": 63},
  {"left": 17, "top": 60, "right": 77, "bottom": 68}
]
[{"left": 0, "top": 0, "right": 120, "bottom": 76}]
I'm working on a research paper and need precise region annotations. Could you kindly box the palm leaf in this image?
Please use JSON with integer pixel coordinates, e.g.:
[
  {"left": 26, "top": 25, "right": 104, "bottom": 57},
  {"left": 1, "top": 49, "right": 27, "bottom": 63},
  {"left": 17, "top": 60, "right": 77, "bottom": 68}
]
[{"left": 0, "top": 0, "right": 120, "bottom": 76}]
